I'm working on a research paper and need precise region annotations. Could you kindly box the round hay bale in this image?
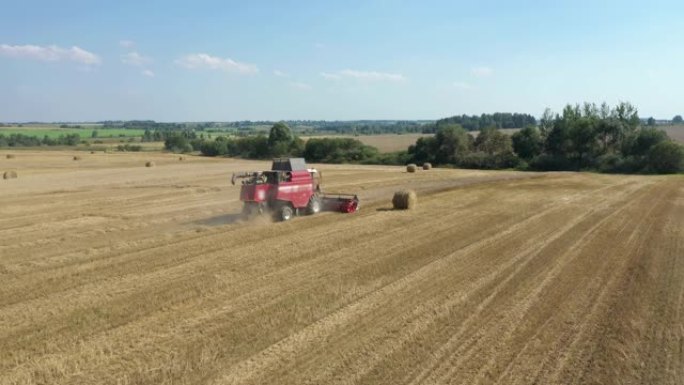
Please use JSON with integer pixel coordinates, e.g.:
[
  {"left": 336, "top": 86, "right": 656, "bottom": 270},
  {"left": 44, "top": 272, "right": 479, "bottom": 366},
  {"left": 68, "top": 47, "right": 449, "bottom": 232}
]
[
  {"left": 392, "top": 190, "right": 417, "bottom": 210},
  {"left": 3, "top": 170, "right": 17, "bottom": 180},
  {"left": 178, "top": 156, "right": 185, "bottom": 161},
  {"left": 6, "top": 154, "right": 15, "bottom": 159},
  {"left": 145, "top": 161, "right": 155, "bottom": 167},
  {"left": 90, "top": 151, "right": 95, "bottom": 154},
  {"left": 73, "top": 156, "right": 82, "bottom": 161},
  {"left": 406, "top": 164, "right": 417, "bottom": 173},
  {"left": 422, "top": 162, "right": 432, "bottom": 170}
]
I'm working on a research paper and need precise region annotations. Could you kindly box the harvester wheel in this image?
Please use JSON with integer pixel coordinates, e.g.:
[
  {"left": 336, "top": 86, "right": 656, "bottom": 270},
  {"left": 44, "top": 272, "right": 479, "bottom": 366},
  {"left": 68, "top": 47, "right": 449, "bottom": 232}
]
[
  {"left": 279, "top": 205, "right": 294, "bottom": 222},
  {"left": 307, "top": 196, "right": 321, "bottom": 215}
]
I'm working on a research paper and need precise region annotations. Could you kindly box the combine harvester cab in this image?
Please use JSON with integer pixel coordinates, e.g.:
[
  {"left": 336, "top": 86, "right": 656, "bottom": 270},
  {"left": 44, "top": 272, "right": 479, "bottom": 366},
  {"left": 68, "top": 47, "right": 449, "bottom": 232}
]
[{"left": 232, "top": 158, "right": 359, "bottom": 221}]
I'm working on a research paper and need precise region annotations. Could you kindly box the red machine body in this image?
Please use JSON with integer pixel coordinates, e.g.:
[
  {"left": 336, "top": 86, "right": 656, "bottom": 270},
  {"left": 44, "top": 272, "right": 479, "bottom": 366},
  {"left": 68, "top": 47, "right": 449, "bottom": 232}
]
[{"left": 239, "top": 169, "right": 314, "bottom": 208}]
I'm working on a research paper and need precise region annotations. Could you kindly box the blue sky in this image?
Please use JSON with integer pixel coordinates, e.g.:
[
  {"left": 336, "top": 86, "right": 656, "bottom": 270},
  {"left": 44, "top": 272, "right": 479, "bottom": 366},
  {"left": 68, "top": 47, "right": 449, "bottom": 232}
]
[{"left": 1, "top": 0, "right": 682, "bottom": 122}]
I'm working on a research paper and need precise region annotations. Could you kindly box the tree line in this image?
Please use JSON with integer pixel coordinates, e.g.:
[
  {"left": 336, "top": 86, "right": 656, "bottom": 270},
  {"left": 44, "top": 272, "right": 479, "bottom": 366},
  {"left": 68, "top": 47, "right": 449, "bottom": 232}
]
[
  {"left": 425, "top": 113, "right": 537, "bottom": 132},
  {"left": 0, "top": 133, "right": 81, "bottom": 147},
  {"left": 102, "top": 119, "right": 431, "bottom": 135},
  {"left": 189, "top": 122, "right": 394, "bottom": 164}
]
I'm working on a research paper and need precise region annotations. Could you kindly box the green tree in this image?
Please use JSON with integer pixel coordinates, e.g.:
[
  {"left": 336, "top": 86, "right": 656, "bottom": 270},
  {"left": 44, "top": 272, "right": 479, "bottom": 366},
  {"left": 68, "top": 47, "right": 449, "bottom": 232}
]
[
  {"left": 622, "top": 128, "right": 668, "bottom": 157},
  {"left": 408, "top": 136, "right": 438, "bottom": 165},
  {"left": 596, "top": 118, "right": 622, "bottom": 153},
  {"left": 433, "top": 124, "right": 472, "bottom": 165},
  {"left": 268, "top": 122, "right": 296, "bottom": 157},
  {"left": 647, "top": 117, "right": 656, "bottom": 126},
  {"left": 268, "top": 122, "right": 293, "bottom": 147},
  {"left": 673, "top": 115, "right": 683, "bottom": 124},
  {"left": 474, "top": 127, "right": 513, "bottom": 155},
  {"left": 647, "top": 141, "right": 684, "bottom": 173},
  {"left": 511, "top": 126, "right": 542, "bottom": 160},
  {"left": 164, "top": 133, "right": 192, "bottom": 153},
  {"left": 568, "top": 117, "right": 598, "bottom": 169},
  {"left": 539, "top": 108, "right": 556, "bottom": 140},
  {"left": 545, "top": 120, "right": 571, "bottom": 156},
  {"left": 614, "top": 101, "right": 640, "bottom": 133},
  {"left": 91, "top": 130, "right": 99, "bottom": 138}
]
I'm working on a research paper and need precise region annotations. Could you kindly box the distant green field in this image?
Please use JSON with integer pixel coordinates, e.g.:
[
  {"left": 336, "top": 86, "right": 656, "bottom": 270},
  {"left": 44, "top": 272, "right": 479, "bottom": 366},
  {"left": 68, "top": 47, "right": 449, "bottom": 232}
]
[{"left": 0, "top": 126, "right": 145, "bottom": 139}]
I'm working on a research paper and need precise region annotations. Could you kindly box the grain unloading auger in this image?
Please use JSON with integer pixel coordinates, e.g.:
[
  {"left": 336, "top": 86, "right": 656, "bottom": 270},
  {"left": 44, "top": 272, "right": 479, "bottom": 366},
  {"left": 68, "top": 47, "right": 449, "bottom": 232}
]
[{"left": 231, "top": 158, "right": 359, "bottom": 221}]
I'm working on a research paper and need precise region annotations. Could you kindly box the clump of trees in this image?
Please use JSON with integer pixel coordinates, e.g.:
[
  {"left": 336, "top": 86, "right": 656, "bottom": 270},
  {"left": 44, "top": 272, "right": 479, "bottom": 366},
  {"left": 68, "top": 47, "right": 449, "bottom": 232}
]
[
  {"left": 525, "top": 102, "right": 683, "bottom": 173},
  {"left": 116, "top": 144, "right": 142, "bottom": 152},
  {"left": 163, "top": 132, "right": 195, "bottom": 153},
  {"left": 409, "top": 125, "right": 518, "bottom": 170},
  {"left": 197, "top": 122, "right": 304, "bottom": 159},
  {"left": 409, "top": 102, "right": 683, "bottom": 174},
  {"left": 303, "top": 138, "right": 379, "bottom": 163}
]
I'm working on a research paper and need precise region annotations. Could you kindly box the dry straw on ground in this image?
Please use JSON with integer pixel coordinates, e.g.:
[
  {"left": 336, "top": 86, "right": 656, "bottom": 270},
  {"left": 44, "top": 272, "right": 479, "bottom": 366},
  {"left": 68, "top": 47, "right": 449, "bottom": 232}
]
[
  {"left": 423, "top": 162, "right": 432, "bottom": 170},
  {"left": 406, "top": 164, "right": 417, "bottom": 173},
  {"left": 392, "top": 189, "right": 417, "bottom": 210},
  {"left": 0, "top": 158, "right": 681, "bottom": 385},
  {"left": 145, "top": 161, "right": 155, "bottom": 167},
  {"left": 3, "top": 170, "right": 17, "bottom": 179}
]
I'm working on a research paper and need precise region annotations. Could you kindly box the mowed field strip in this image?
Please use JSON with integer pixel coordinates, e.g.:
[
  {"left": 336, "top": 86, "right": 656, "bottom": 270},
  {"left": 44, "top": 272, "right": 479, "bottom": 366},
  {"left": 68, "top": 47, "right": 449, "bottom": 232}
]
[{"left": 1, "top": 151, "right": 683, "bottom": 385}]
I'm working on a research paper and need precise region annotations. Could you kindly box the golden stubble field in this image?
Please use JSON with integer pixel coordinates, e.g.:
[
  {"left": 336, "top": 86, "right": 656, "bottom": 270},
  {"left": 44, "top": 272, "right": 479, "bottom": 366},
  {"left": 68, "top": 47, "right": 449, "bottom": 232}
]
[{"left": 1, "top": 150, "right": 683, "bottom": 385}]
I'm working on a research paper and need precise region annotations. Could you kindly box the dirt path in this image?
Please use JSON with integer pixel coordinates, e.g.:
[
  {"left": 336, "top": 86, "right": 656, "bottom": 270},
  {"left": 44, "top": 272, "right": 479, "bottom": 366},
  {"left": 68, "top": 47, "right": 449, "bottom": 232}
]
[{"left": 1, "top": 151, "right": 682, "bottom": 384}]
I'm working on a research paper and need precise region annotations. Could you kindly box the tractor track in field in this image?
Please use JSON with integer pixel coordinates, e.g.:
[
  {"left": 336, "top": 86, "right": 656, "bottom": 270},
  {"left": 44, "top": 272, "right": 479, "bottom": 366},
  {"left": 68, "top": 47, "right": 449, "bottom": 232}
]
[{"left": 1, "top": 151, "right": 682, "bottom": 384}]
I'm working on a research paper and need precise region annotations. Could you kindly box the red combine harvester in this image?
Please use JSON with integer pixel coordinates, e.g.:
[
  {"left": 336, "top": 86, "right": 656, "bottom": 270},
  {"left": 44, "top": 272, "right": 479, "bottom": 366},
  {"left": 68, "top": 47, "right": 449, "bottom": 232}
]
[{"left": 231, "top": 158, "right": 359, "bottom": 221}]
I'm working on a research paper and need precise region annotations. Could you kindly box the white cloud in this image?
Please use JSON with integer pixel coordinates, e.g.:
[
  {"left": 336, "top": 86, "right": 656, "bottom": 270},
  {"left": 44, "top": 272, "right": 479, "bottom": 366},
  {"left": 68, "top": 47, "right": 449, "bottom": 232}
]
[
  {"left": 453, "top": 81, "right": 472, "bottom": 90},
  {"left": 320, "top": 72, "right": 341, "bottom": 80},
  {"left": 142, "top": 69, "right": 155, "bottom": 77},
  {"left": 175, "top": 53, "right": 258, "bottom": 74},
  {"left": 340, "top": 69, "right": 405, "bottom": 81},
  {"left": 0, "top": 44, "right": 101, "bottom": 65},
  {"left": 471, "top": 66, "right": 493, "bottom": 77},
  {"left": 273, "top": 69, "right": 289, "bottom": 77},
  {"left": 121, "top": 51, "right": 152, "bottom": 67},
  {"left": 290, "top": 82, "right": 312, "bottom": 90},
  {"left": 321, "top": 69, "right": 405, "bottom": 82},
  {"left": 119, "top": 40, "right": 135, "bottom": 48}
]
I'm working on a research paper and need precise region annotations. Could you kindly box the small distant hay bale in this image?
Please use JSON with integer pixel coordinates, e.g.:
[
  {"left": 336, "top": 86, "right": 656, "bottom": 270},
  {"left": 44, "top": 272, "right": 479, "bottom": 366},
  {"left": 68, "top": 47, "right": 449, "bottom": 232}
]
[
  {"left": 178, "top": 156, "right": 185, "bottom": 161},
  {"left": 145, "top": 161, "right": 155, "bottom": 167},
  {"left": 73, "top": 156, "right": 82, "bottom": 161},
  {"left": 392, "top": 190, "right": 417, "bottom": 210},
  {"left": 6, "top": 154, "right": 15, "bottom": 159},
  {"left": 406, "top": 164, "right": 417, "bottom": 173},
  {"left": 422, "top": 162, "right": 432, "bottom": 170},
  {"left": 3, "top": 171, "right": 17, "bottom": 180},
  {"left": 90, "top": 151, "right": 95, "bottom": 154}
]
